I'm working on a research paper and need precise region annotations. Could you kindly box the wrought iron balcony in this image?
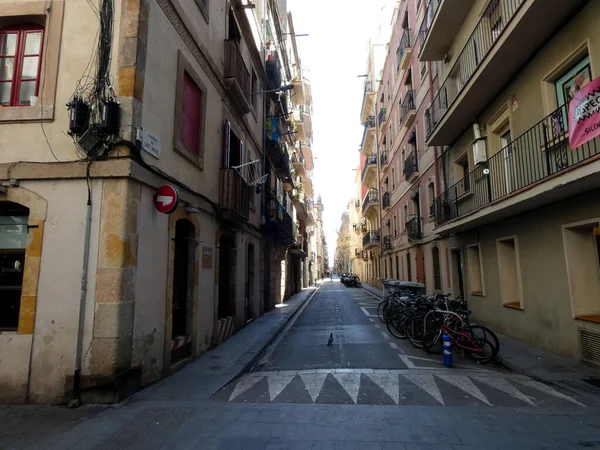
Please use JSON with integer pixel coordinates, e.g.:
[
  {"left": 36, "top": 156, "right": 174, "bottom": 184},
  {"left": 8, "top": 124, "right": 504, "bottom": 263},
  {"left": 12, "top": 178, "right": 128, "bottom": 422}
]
[
  {"left": 362, "top": 188, "right": 379, "bottom": 214},
  {"left": 382, "top": 192, "right": 390, "bottom": 210},
  {"left": 396, "top": 28, "right": 412, "bottom": 72},
  {"left": 400, "top": 90, "right": 416, "bottom": 126},
  {"left": 434, "top": 103, "right": 600, "bottom": 227},
  {"left": 406, "top": 216, "right": 421, "bottom": 241},
  {"left": 264, "top": 195, "right": 296, "bottom": 244},
  {"left": 352, "top": 221, "right": 367, "bottom": 234},
  {"left": 361, "top": 153, "right": 378, "bottom": 181},
  {"left": 219, "top": 168, "right": 250, "bottom": 223},
  {"left": 224, "top": 40, "right": 251, "bottom": 114},
  {"left": 361, "top": 250, "right": 369, "bottom": 261},
  {"left": 378, "top": 108, "right": 387, "bottom": 127},
  {"left": 380, "top": 151, "right": 388, "bottom": 167},
  {"left": 403, "top": 150, "right": 418, "bottom": 181},
  {"left": 266, "top": 137, "right": 294, "bottom": 189},
  {"left": 354, "top": 199, "right": 360, "bottom": 209},
  {"left": 427, "top": 0, "right": 525, "bottom": 139},
  {"left": 265, "top": 53, "right": 282, "bottom": 92},
  {"left": 383, "top": 235, "right": 393, "bottom": 252},
  {"left": 362, "top": 230, "right": 380, "bottom": 248}
]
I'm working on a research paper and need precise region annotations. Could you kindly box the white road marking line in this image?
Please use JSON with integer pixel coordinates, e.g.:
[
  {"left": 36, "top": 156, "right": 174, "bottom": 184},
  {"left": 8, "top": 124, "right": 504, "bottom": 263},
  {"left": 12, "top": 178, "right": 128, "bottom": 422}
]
[
  {"left": 360, "top": 306, "right": 377, "bottom": 317},
  {"left": 333, "top": 373, "right": 361, "bottom": 404},
  {"left": 374, "top": 324, "right": 380, "bottom": 329},
  {"left": 381, "top": 332, "right": 391, "bottom": 340},
  {"left": 516, "top": 380, "right": 586, "bottom": 407},
  {"left": 266, "top": 373, "right": 296, "bottom": 401},
  {"left": 473, "top": 376, "right": 537, "bottom": 407},
  {"left": 299, "top": 373, "right": 328, "bottom": 402},
  {"left": 367, "top": 373, "right": 399, "bottom": 404},
  {"left": 398, "top": 354, "right": 416, "bottom": 368},
  {"left": 402, "top": 374, "right": 445, "bottom": 405},
  {"left": 369, "top": 318, "right": 374, "bottom": 322},
  {"left": 229, "top": 374, "right": 264, "bottom": 401},
  {"left": 389, "top": 342, "right": 399, "bottom": 349},
  {"left": 438, "top": 375, "right": 491, "bottom": 406}
]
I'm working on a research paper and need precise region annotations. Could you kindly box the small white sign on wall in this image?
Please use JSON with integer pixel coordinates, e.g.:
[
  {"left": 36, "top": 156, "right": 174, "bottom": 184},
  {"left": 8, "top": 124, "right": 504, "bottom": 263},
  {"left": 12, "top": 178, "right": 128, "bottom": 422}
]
[{"left": 141, "top": 128, "right": 161, "bottom": 159}]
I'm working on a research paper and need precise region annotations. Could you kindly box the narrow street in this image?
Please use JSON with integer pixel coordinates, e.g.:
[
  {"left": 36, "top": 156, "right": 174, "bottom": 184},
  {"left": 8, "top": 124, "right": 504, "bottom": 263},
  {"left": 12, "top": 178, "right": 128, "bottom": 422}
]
[
  {"left": 3, "top": 283, "right": 600, "bottom": 450},
  {"left": 215, "top": 281, "right": 595, "bottom": 409}
]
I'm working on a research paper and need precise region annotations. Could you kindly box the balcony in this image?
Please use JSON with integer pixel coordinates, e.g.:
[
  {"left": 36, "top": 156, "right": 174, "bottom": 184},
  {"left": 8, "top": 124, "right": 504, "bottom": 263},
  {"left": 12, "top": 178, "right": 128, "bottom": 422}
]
[
  {"left": 265, "top": 53, "right": 282, "bottom": 92},
  {"left": 406, "top": 216, "right": 421, "bottom": 241},
  {"left": 362, "top": 188, "right": 379, "bottom": 216},
  {"left": 352, "top": 248, "right": 361, "bottom": 259},
  {"left": 382, "top": 192, "right": 391, "bottom": 210},
  {"left": 397, "top": 28, "right": 413, "bottom": 72},
  {"left": 403, "top": 150, "right": 418, "bottom": 182},
  {"left": 426, "top": 0, "right": 587, "bottom": 146},
  {"left": 418, "top": 0, "right": 476, "bottom": 61},
  {"left": 224, "top": 40, "right": 251, "bottom": 114},
  {"left": 361, "top": 153, "right": 378, "bottom": 186},
  {"left": 434, "top": 103, "right": 600, "bottom": 232},
  {"left": 290, "top": 232, "right": 309, "bottom": 257},
  {"left": 266, "top": 137, "right": 294, "bottom": 190},
  {"left": 383, "top": 235, "right": 393, "bottom": 252},
  {"left": 360, "top": 115, "right": 377, "bottom": 155},
  {"left": 291, "top": 75, "right": 305, "bottom": 104},
  {"left": 264, "top": 195, "right": 296, "bottom": 245},
  {"left": 291, "top": 152, "right": 306, "bottom": 176},
  {"left": 378, "top": 108, "right": 387, "bottom": 128},
  {"left": 353, "top": 222, "right": 367, "bottom": 234},
  {"left": 360, "top": 80, "right": 376, "bottom": 124},
  {"left": 363, "top": 230, "right": 380, "bottom": 250},
  {"left": 297, "top": 142, "right": 313, "bottom": 168},
  {"left": 380, "top": 151, "right": 388, "bottom": 168},
  {"left": 361, "top": 250, "right": 369, "bottom": 261},
  {"left": 219, "top": 168, "right": 250, "bottom": 224},
  {"left": 400, "top": 90, "right": 416, "bottom": 128}
]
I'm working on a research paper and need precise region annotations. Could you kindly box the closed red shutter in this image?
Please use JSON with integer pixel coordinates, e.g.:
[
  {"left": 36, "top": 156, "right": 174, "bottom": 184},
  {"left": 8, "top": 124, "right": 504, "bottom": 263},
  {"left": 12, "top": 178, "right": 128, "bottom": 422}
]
[{"left": 180, "top": 72, "right": 202, "bottom": 155}]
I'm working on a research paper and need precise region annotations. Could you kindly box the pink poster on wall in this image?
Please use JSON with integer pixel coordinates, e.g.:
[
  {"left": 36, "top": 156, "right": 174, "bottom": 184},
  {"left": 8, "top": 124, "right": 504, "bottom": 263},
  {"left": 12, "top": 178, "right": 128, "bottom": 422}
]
[{"left": 569, "top": 75, "right": 600, "bottom": 149}]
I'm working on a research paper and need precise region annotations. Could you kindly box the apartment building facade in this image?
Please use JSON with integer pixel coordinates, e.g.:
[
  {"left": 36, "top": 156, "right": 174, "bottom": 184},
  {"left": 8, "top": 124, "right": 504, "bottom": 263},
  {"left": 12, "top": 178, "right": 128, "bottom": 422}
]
[
  {"left": 0, "top": 0, "right": 318, "bottom": 404},
  {"left": 422, "top": 0, "right": 600, "bottom": 362}
]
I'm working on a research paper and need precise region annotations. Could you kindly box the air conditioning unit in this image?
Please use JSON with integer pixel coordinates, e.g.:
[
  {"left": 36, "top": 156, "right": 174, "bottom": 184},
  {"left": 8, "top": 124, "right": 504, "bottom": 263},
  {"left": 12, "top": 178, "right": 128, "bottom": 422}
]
[{"left": 471, "top": 123, "right": 487, "bottom": 166}]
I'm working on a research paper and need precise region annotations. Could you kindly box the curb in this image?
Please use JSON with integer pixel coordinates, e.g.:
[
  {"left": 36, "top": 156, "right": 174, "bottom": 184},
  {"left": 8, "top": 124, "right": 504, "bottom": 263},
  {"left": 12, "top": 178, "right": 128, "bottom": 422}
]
[{"left": 210, "top": 283, "right": 322, "bottom": 393}]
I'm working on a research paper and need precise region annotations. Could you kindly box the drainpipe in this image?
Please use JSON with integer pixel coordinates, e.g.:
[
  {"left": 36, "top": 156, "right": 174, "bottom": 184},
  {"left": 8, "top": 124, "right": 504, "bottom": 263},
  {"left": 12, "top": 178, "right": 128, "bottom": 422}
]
[{"left": 70, "top": 169, "right": 93, "bottom": 407}]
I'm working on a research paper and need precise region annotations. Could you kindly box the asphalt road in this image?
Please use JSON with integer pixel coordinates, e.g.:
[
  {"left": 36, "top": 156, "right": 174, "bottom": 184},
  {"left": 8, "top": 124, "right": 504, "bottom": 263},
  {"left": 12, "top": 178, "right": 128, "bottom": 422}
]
[{"left": 215, "top": 281, "right": 598, "bottom": 408}]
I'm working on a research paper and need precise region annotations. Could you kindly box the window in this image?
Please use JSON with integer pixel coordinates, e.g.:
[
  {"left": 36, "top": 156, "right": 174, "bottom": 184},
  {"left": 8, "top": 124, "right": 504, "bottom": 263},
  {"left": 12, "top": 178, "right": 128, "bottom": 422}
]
[
  {"left": 194, "top": 0, "right": 209, "bottom": 22},
  {"left": 389, "top": 127, "right": 393, "bottom": 147},
  {"left": 563, "top": 222, "right": 600, "bottom": 322},
  {"left": 406, "top": 253, "right": 412, "bottom": 282},
  {"left": 432, "top": 247, "right": 441, "bottom": 291},
  {"left": 396, "top": 45, "right": 401, "bottom": 72},
  {"left": 251, "top": 69, "right": 258, "bottom": 112},
  {"left": 384, "top": 259, "right": 387, "bottom": 279},
  {"left": 0, "top": 26, "right": 44, "bottom": 107},
  {"left": 420, "top": 61, "right": 427, "bottom": 79},
  {"left": 393, "top": 214, "right": 398, "bottom": 237},
  {"left": 403, "top": 204, "right": 408, "bottom": 230},
  {"left": 391, "top": 168, "right": 395, "bottom": 190},
  {"left": 466, "top": 244, "right": 484, "bottom": 295},
  {"left": 0, "top": 202, "right": 29, "bottom": 331},
  {"left": 496, "top": 237, "right": 523, "bottom": 309},
  {"left": 395, "top": 255, "right": 400, "bottom": 280},
  {"left": 428, "top": 182, "right": 435, "bottom": 217},
  {"left": 174, "top": 51, "right": 207, "bottom": 167}
]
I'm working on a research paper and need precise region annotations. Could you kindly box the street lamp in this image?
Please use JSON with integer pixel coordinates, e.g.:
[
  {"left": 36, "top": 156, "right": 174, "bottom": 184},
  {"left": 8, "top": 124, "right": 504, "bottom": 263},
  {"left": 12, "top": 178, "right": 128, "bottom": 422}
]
[{"left": 251, "top": 84, "right": 294, "bottom": 96}]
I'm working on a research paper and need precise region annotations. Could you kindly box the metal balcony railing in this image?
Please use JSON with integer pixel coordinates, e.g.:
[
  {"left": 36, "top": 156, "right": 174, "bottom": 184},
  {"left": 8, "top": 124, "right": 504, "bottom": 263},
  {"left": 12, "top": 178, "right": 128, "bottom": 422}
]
[
  {"left": 220, "top": 168, "right": 250, "bottom": 221},
  {"left": 265, "top": 52, "right": 282, "bottom": 91},
  {"left": 362, "top": 230, "right": 380, "bottom": 248},
  {"left": 378, "top": 108, "right": 387, "bottom": 126},
  {"left": 360, "top": 80, "right": 375, "bottom": 118},
  {"left": 406, "top": 216, "right": 421, "bottom": 241},
  {"left": 403, "top": 150, "right": 418, "bottom": 180},
  {"left": 354, "top": 199, "right": 360, "bottom": 209},
  {"left": 353, "top": 222, "right": 367, "bottom": 233},
  {"left": 361, "top": 153, "right": 378, "bottom": 181},
  {"left": 418, "top": 0, "right": 442, "bottom": 51},
  {"left": 400, "top": 90, "right": 415, "bottom": 125},
  {"left": 224, "top": 40, "right": 251, "bottom": 112},
  {"left": 380, "top": 151, "right": 388, "bottom": 167},
  {"left": 362, "top": 188, "right": 379, "bottom": 214},
  {"left": 383, "top": 235, "right": 393, "bottom": 252},
  {"left": 382, "top": 192, "right": 390, "bottom": 210},
  {"left": 428, "top": 0, "right": 526, "bottom": 137},
  {"left": 266, "top": 195, "right": 295, "bottom": 240},
  {"left": 396, "top": 28, "right": 412, "bottom": 71},
  {"left": 434, "top": 103, "right": 600, "bottom": 226}
]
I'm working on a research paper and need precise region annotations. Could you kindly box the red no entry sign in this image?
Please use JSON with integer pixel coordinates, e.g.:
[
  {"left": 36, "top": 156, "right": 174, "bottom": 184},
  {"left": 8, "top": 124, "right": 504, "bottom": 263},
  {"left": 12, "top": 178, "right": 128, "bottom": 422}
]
[{"left": 153, "top": 185, "right": 179, "bottom": 214}]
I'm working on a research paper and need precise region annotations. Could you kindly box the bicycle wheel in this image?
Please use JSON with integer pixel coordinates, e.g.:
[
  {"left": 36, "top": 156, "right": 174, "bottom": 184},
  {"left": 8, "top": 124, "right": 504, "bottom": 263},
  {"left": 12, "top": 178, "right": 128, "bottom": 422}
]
[
  {"left": 466, "top": 325, "right": 500, "bottom": 364},
  {"left": 377, "top": 300, "right": 390, "bottom": 324},
  {"left": 423, "top": 329, "right": 443, "bottom": 354},
  {"left": 405, "top": 316, "right": 425, "bottom": 349},
  {"left": 386, "top": 309, "right": 409, "bottom": 339}
]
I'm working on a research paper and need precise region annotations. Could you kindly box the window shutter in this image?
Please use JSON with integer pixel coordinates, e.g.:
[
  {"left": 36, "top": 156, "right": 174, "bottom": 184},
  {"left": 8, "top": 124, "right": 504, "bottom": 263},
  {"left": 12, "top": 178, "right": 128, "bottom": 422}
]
[{"left": 223, "top": 120, "right": 231, "bottom": 167}]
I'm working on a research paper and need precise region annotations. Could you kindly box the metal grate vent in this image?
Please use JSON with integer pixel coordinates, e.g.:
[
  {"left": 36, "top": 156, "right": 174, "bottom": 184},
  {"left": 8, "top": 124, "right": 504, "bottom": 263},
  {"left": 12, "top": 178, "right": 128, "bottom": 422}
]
[{"left": 580, "top": 329, "right": 600, "bottom": 366}]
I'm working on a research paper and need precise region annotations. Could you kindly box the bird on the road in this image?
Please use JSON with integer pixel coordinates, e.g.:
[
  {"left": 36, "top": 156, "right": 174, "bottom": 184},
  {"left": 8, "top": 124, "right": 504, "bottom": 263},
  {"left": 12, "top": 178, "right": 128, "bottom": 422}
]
[{"left": 327, "top": 333, "right": 334, "bottom": 346}]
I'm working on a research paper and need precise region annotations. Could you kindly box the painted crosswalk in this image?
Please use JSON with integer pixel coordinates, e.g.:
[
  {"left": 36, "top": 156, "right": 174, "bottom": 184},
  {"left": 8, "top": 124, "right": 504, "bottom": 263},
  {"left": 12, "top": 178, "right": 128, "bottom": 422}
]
[
  {"left": 346, "top": 289, "right": 381, "bottom": 319},
  {"left": 213, "top": 368, "right": 589, "bottom": 407}
]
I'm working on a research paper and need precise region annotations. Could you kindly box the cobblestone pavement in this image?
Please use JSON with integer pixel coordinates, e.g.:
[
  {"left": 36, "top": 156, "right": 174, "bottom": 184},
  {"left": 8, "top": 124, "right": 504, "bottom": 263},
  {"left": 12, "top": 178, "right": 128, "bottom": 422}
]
[{"left": 3, "top": 282, "right": 600, "bottom": 449}]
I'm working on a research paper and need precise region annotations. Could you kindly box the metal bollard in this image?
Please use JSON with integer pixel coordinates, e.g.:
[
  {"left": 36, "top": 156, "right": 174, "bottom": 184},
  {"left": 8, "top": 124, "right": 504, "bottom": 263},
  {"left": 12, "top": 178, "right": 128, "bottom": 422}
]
[{"left": 443, "top": 334, "right": 453, "bottom": 368}]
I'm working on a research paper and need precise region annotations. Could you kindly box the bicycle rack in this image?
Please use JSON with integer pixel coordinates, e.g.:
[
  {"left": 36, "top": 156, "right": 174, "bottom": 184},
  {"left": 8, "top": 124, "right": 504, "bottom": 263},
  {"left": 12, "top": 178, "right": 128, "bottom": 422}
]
[{"left": 423, "top": 309, "right": 464, "bottom": 336}]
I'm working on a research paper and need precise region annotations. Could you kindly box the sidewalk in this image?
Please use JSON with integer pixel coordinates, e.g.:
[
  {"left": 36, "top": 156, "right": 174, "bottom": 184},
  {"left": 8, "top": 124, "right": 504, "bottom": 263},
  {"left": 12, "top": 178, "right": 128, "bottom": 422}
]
[
  {"left": 0, "top": 286, "right": 319, "bottom": 450},
  {"left": 360, "top": 283, "right": 600, "bottom": 398}
]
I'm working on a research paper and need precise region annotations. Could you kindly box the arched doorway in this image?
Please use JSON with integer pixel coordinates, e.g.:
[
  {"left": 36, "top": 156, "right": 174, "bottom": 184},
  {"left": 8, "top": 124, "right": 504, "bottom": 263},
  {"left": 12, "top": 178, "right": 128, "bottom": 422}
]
[
  {"left": 246, "top": 243, "right": 254, "bottom": 323},
  {"left": 171, "top": 219, "right": 195, "bottom": 364},
  {"left": 0, "top": 201, "right": 30, "bottom": 331}
]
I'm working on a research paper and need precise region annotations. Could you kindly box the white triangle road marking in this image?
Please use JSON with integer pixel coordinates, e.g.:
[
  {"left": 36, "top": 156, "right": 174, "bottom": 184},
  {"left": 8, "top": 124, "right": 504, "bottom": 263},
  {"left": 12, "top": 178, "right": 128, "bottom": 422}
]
[
  {"left": 472, "top": 376, "right": 537, "bottom": 407},
  {"left": 299, "top": 373, "right": 328, "bottom": 402},
  {"left": 402, "top": 374, "right": 445, "bottom": 405},
  {"left": 367, "top": 373, "right": 399, "bottom": 404},
  {"left": 229, "top": 374, "right": 264, "bottom": 401},
  {"left": 333, "top": 373, "right": 362, "bottom": 404},
  {"left": 266, "top": 373, "right": 296, "bottom": 401},
  {"left": 438, "top": 375, "right": 491, "bottom": 406},
  {"left": 398, "top": 354, "right": 416, "bottom": 369},
  {"left": 516, "top": 380, "right": 586, "bottom": 407}
]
